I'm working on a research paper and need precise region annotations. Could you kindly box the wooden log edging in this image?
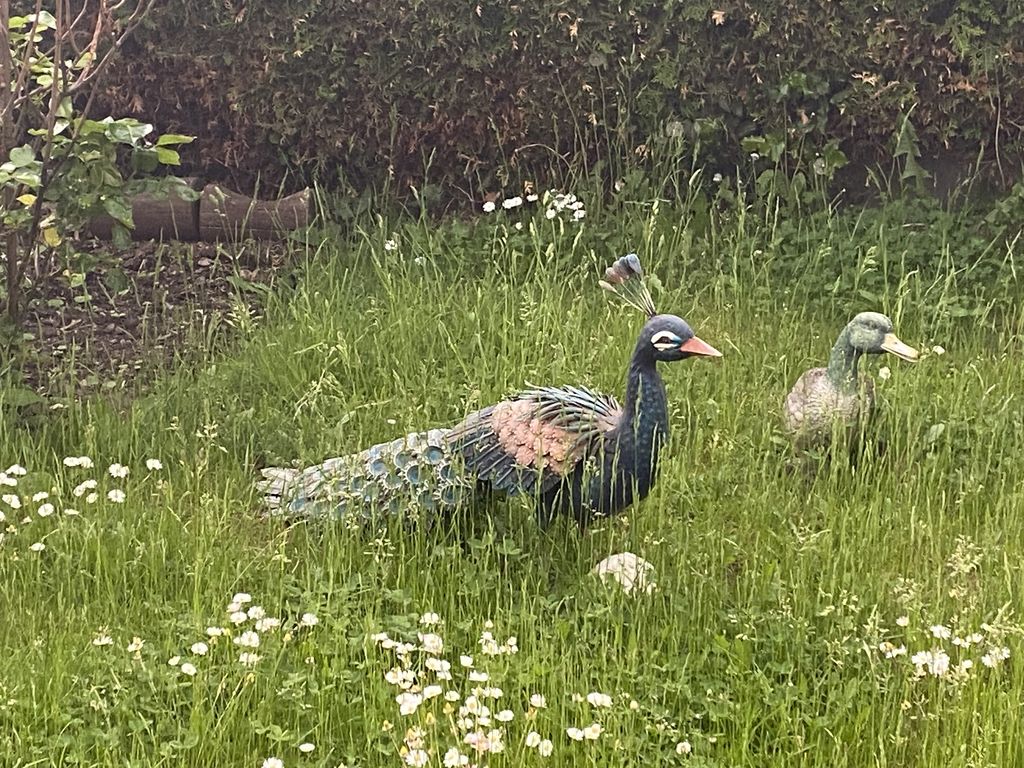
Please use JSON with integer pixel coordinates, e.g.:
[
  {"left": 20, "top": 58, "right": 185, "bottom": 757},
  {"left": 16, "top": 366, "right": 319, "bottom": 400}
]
[{"left": 86, "top": 179, "right": 311, "bottom": 242}]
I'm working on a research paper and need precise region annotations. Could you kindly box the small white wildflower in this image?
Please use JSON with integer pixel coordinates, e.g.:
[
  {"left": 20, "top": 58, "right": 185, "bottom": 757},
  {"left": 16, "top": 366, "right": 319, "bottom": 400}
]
[
  {"left": 676, "top": 740, "right": 692, "bottom": 755},
  {"left": 63, "top": 508, "right": 80, "bottom": 516},
  {"left": 525, "top": 731, "right": 542, "bottom": 748},
  {"left": 981, "top": 647, "right": 1010, "bottom": 668},
  {"left": 233, "top": 631, "right": 260, "bottom": 648},
  {"left": 750, "top": 152, "right": 761, "bottom": 160},
  {"left": 419, "top": 632, "right": 443, "bottom": 654},
  {"left": 31, "top": 491, "right": 48, "bottom": 502},
  {"left": 72, "top": 481, "right": 96, "bottom": 499},
  {"left": 226, "top": 601, "right": 242, "bottom": 613},
  {"left": 29, "top": 541, "right": 45, "bottom": 552},
  {"left": 299, "top": 612, "right": 318, "bottom": 627},
  {"left": 85, "top": 492, "right": 98, "bottom": 504},
  {"left": 37, "top": 503, "right": 54, "bottom": 517},
  {"left": 443, "top": 748, "right": 468, "bottom": 767},
  {"left": 384, "top": 239, "right": 398, "bottom": 252},
  {"left": 298, "top": 742, "right": 315, "bottom": 754},
  {"left": 239, "top": 652, "right": 261, "bottom": 666},
  {"left": 6, "top": 465, "right": 27, "bottom": 476},
  {"left": 538, "top": 739, "right": 554, "bottom": 757},
  {"left": 255, "top": 617, "right": 281, "bottom": 633},
  {"left": 168, "top": 655, "right": 181, "bottom": 666},
  {"left": 712, "top": 173, "right": 723, "bottom": 182},
  {"left": 502, "top": 196, "right": 523, "bottom": 209},
  {"left": 586, "top": 692, "right": 613, "bottom": 708},
  {"left": 526, "top": 193, "right": 539, "bottom": 202},
  {"left": 0, "top": 474, "right": 15, "bottom": 487},
  {"left": 92, "top": 633, "right": 113, "bottom": 647},
  {"left": 206, "top": 626, "right": 226, "bottom": 637},
  {"left": 931, "top": 345, "right": 946, "bottom": 356},
  {"left": 145, "top": 458, "right": 163, "bottom": 471},
  {"left": 582, "top": 723, "right": 603, "bottom": 740},
  {"left": 468, "top": 670, "right": 489, "bottom": 683},
  {"left": 530, "top": 693, "right": 547, "bottom": 708},
  {"left": 459, "top": 655, "right": 473, "bottom": 667},
  {"left": 73, "top": 479, "right": 97, "bottom": 496},
  {"left": 572, "top": 209, "right": 586, "bottom": 221},
  {"left": 514, "top": 221, "right": 523, "bottom": 230},
  {"left": 423, "top": 685, "right": 443, "bottom": 699},
  {"left": 229, "top": 611, "right": 248, "bottom": 625},
  {"left": 545, "top": 208, "right": 556, "bottom": 219},
  {"left": 912, "top": 649, "right": 950, "bottom": 677},
  {"left": 261, "top": 759, "right": 283, "bottom": 768},
  {"left": 108, "top": 463, "right": 129, "bottom": 479},
  {"left": 495, "top": 709, "right": 514, "bottom": 722},
  {"left": 878, "top": 366, "right": 891, "bottom": 381},
  {"left": 930, "top": 624, "right": 952, "bottom": 640},
  {"left": 419, "top": 612, "right": 440, "bottom": 626},
  {"left": 107, "top": 489, "right": 126, "bottom": 503},
  {"left": 191, "top": 642, "right": 209, "bottom": 656},
  {"left": 63, "top": 456, "right": 94, "bottom": 468},
  {"left": 2, "top": 494, "right": 21, "bottom": 509},
  {"left": 444, "top": 690, "right": 460, "bottom": 702},
  {"left": 180, "top": 662, "right": 197, "bottom": 676},
  {"left": 482, "top": 200, "right": 496, "bottom": 213},
  {"left": 127, "top": 637, "right": 145, "bottom": 653},
  {"left": 566, "top": 727, "right": 585, "bottom": 741},
  {"left": 232, "top": 592, "right": 252, "bottom": 605},
  {"left": 896, "top": 615, "right": 910, "bottom": 627},
  {"left": 247, "top": 605, "right": 266, "bottom": 620},
  {"left": 396, "top": 692, "right": 423, "bottom": 716}
]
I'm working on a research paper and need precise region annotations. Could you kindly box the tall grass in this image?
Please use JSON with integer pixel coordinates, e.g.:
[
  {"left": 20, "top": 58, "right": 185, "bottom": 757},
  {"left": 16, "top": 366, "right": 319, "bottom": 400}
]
[{"left": 0, "top": 187, "right": 1022, "bottom": 767}]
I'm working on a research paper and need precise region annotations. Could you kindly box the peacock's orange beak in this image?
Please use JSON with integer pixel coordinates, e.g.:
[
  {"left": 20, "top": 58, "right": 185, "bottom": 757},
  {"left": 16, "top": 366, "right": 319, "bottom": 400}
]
[{"left": 678, "top": 336, "right": 723, "bottom": 358}]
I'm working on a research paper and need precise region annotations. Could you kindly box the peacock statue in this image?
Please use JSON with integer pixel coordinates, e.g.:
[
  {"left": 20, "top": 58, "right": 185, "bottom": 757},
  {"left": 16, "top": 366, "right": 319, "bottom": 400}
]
[
  {"left": 782, "top": 311, "right": 919, "bottom": 450},
  {"left": 259, "top": 254, "right": 722, "bottom": 528}
]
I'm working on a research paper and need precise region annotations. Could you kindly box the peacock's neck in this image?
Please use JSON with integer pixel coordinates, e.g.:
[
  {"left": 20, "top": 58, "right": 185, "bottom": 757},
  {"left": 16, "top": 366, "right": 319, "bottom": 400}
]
[
  {"left": 618, "top": 353, "right": 669, "bottom": 489},
  {"left": 825, "top": 329, "right": 862, "bottom": 391}
]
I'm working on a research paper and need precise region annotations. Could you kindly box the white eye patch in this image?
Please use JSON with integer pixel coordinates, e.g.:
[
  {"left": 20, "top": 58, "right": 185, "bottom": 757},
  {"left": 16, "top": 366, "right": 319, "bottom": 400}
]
[{"left": 651, "top": 331, "right": 681, "bottom": 351}]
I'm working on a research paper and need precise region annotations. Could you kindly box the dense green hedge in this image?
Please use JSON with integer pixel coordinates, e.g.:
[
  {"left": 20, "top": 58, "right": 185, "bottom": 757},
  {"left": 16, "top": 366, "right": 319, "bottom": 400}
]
[{"left": 98, "top": 0, "right": 1024, "bottom": 203}]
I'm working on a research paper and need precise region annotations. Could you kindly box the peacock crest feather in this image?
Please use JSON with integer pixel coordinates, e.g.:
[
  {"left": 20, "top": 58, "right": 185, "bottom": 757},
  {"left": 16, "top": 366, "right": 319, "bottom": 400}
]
[{"left": 599, "top": 253, "right": 657, "bottom": 318}]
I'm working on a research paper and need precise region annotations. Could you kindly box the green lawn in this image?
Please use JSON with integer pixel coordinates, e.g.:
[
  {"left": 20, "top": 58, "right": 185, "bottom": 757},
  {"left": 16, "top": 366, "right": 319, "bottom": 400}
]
[{"left": 1, "top": 197, "right": 1022, "bottom": 767}]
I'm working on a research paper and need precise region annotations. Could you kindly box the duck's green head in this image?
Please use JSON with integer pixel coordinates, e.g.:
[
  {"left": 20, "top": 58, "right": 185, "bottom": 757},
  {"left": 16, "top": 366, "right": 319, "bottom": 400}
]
[{"left": 844, "top": 311, "right": 920, "bottom": 362}]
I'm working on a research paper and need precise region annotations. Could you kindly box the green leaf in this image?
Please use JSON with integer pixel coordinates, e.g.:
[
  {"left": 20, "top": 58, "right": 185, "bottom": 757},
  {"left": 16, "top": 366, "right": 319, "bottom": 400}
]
[
  {"left": 9, "top": 145, "right": 35, "bottom": 167},
  {"left": 155, "top": 147, "right": 182, "bottom": 166},
  {"left": 102, "top": 196, "right": 134, "bottom": 228},
  {"left": 0, "top": 387, "right": 45, "bottom": 408},
  {"left": 156, "top": 133, "right": 195, "bottom": 146}
]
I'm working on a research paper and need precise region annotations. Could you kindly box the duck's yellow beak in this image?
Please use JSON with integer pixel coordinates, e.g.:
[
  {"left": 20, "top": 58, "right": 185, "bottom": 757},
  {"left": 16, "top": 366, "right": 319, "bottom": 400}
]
[{"left": 880, "top": 332, "right": 919, "bottom": 362}]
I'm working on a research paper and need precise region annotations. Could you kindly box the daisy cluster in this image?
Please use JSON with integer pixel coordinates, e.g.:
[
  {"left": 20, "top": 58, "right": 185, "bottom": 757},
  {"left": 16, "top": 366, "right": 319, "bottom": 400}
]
[
  {"left": 0, "top": 457, "right": 163, "bottom": 555},
  {"left": 88, "top": 588, "right": 321, "bottom": 767},
  {"left": 875, "top": 615, "right": 1013, "bottom": 684},
  {"left": 370, "top": 613, "right": 697, "bottom": 765},
  {"left": 371, "top": 613, "right": 554, "bottom": 766},
  {"left": 481, "top": 190, "right": 586, "bottom": 223}
]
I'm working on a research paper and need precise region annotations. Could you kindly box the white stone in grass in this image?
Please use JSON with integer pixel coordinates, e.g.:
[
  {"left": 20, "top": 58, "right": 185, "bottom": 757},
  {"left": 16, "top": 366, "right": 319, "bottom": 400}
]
[{"left": 591, "top": 552, "right": 657, "bottom": 595}]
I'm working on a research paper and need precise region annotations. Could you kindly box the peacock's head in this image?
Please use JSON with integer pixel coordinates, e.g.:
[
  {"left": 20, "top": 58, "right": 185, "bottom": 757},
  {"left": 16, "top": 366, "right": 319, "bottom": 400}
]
[
  {"left": 844, "top": 311, "right": 920, "bottom": 361},
  {"left": 643, "top": 314, "right": 722, "bottom": 362},
  {"left": 599, "top": 253, "right": 721, "bottom": 364}
]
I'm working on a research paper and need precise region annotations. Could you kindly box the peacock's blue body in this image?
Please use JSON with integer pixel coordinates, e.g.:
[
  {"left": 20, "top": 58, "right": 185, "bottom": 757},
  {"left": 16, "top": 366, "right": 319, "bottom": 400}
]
[{"left": 259, "top": 255, "right": 722, "bottom": 527}]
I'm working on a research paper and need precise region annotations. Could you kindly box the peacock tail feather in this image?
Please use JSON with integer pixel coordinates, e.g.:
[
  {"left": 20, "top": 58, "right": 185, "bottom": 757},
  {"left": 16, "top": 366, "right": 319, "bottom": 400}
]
[{"left": 258, "top": 428, "right": 473, "bottom": 522}]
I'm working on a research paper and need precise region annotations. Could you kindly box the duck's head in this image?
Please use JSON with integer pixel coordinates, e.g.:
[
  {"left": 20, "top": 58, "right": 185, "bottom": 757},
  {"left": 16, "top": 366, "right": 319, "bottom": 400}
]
[
  {"left": 641, "top": 314, "right": 722, "bottom": 363},
  {"left": 844, "top": 311, "right": 920, "bottom": 362}
]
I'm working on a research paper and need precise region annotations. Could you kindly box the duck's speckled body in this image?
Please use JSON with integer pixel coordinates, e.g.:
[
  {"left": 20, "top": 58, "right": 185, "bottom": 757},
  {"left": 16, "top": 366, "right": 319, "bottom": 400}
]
[{"left": 783, "top": 312, "right": 918, "bottom": 450}]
